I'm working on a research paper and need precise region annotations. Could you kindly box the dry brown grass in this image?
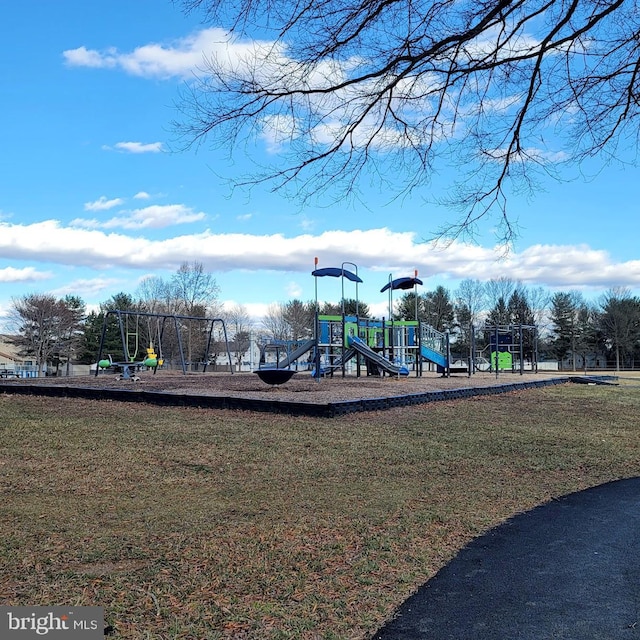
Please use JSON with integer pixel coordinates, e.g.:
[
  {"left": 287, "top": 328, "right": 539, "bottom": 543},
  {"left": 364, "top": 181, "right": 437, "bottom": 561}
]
[{"left": 1, "top": 380, "right": 639, "bottom": 638}]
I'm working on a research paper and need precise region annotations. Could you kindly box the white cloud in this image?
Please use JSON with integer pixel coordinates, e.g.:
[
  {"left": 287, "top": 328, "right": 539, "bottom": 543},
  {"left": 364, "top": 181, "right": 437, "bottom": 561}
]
[
  {"left": 222, "top": 300, "right": 270, "bottom": 322},
  {"left": 368, "top": 300, "right": 389, "bottom": 319},
  {"left": 63, "top": 28, "right": 233, "bottom": 80},
  {"left": 49, "top": 277, "right": 122, "bottom": 298},
  {"left": 84, "top": 196, "right": 125, "bottom": 212},
  {"left": 1, "top": 220, "right": 639, "bottom": 291},
  {"left": 134, "top": 191, "right": 151, "bottom": 200},
  {"left": 62, "top": 25, "right": 570, "bottom": 167},
  {"left": 62, "top": 45, "right": 115, "bottom": 69},
  {"left": 0, "top": 266, "right": 52, "bottom": 283},
  {"left": 298, "top": 215, "right": 315, "bottom": 232},
  {"left": 286, "top": 281, "right": 303, "bottom": 298},
  {"left": 112, "top": 141, "right": 164, "bottom": 154},
  {"left": 71, "top": 204, "right": 206, "bottom": 230}
]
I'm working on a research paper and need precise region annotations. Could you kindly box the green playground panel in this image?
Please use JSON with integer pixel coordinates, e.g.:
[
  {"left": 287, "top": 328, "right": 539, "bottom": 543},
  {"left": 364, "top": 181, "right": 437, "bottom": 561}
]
[
  {"left": 318, "top": 316, "right": 419, "bottom": 348},
  {"left": 491, "top": 350, "right": 513, "bottom": 370}
]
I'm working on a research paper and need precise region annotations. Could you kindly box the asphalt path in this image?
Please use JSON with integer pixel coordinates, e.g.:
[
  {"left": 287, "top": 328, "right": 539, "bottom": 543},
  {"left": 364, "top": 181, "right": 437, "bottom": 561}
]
[{"left": 372, "top": 478, "right": 640, "bottom": 639}]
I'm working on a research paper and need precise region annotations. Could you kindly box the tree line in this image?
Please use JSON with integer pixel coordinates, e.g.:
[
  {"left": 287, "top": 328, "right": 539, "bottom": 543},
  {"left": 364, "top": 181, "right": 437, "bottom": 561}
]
[
  {"left": 263, "top": 280, "right": 640, "bottom": 371},
  {"left": 5, "top": 265, "right": 640, "bottom": 373}
]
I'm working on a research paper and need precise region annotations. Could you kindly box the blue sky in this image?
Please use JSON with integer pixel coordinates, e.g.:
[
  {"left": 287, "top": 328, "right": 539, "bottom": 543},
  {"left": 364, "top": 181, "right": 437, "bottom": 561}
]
[{"left": 1, "top": 1, "right": 640, "bottom": 329}]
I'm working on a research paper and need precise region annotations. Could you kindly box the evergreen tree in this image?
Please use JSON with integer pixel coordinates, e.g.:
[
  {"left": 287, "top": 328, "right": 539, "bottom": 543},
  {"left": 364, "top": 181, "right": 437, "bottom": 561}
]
[
  {"left": 424, "top": 286, "right": 454, "bottom": 332},
  {"left": 282, "top": 299, "right": 315, "bottom": 340},
  {"left": 507, "top": 288, "right": 534, "bottom": 326},
  {"left": 598, "top": 289, "right": 640, "bottom": 370},
  {"left": 486, "top": 297, "right": 509, "bottom": 327},
  {"left": 550, "top": 292, "right": 579, "bottom": 367},
  {"left": 342, "top": 298, "right": 370, "bottom": 318},
  {"left": 79, "top": 310, "right": 107, "bottom": 364},
  {"left": 319, "top": 298, "right": 370, "bottom": 317},
  {"left": 394, "top": 292, "right": 424, "bottom": 322},
  {"left": 549, "top": 291, "right": 599, "bottom": 369}
]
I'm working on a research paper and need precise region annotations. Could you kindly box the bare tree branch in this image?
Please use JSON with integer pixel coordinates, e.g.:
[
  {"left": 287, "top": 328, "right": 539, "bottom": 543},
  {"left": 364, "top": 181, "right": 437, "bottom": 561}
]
[{"left": 173, "top": 0, "right": 640, "bottom": 243}]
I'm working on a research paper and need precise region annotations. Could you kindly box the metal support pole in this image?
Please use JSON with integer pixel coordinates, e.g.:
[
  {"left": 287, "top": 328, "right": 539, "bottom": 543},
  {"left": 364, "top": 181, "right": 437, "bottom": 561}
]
[
  {"left": 468, "top": 324, "right": 473, "bottom": 377},
  {"left": 314, "top": 257, "right": 320, "bottom": 382},
  {"left": 519, "top": 323, "right": 524, "bottom": 375},
  {"left": 95, "top": 312, "right": 110, "bottom": 377}
]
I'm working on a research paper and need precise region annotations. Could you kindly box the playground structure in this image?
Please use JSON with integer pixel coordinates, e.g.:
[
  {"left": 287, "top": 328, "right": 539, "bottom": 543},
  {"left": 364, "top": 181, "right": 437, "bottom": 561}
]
[
  {"left": 93, "top": 264, "right": 539, "bottom": 383},
  {"left": 95, "top": 310, "right": 233, "bottom": 379},
  {"left": 263, "top": 317, "right": 538, "bottom": 380},
  {"left": 264, "top": 313, "right": 451, "bottom": 378},
  {"left": 257, "top": 260, "right": 540, "bottom": 380},
  {"left": 480, "top": 323, "right": 540, "bottom": 375},
  {"left": 309, "top": 261, "right": 452, "bottom": 377}
]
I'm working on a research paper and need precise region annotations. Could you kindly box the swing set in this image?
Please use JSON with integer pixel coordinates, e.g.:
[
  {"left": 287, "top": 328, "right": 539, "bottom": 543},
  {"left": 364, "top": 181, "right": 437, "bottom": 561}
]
[{"left": 96, "top": 310, "right": 233, "bottom": 380}]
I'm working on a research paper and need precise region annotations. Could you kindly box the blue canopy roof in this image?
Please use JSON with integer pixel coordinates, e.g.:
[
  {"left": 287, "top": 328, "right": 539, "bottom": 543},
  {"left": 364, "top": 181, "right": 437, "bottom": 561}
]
[
  {"left": 312, "top": 267, "right": 363, "bottom": 283},
  {"left": 380, "top": 276, "right": 423, "bottom": 292}
]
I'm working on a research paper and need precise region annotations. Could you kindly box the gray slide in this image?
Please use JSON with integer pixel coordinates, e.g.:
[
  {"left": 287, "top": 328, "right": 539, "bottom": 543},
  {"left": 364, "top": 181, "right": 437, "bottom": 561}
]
[
  {"left": 276, "top": 338, "right": 315, "bottom": 368},
  {"left": 348, "top": 336, "right": 409, "bottom": 376},
  {"left": 313, "top": 347, "right": 356, "bottom": 377}
]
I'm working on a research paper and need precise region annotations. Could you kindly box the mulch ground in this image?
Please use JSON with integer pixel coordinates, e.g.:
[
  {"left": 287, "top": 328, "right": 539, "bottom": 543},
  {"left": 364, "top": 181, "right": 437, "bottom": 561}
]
[{"left": 1, "top": 369, "right": 565, "bottom": 404}]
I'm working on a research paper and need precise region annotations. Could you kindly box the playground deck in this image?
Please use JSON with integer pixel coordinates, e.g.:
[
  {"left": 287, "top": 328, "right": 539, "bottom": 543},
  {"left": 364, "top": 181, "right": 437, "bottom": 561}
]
[{"left": 0, "top": 371, "right": 572, "bottom": 417}]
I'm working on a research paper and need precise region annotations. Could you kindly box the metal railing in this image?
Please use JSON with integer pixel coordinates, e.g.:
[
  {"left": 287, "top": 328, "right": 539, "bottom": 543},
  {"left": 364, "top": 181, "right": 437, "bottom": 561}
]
[{"left": 420, "top": 323, "right": 447, "bottom": 357}]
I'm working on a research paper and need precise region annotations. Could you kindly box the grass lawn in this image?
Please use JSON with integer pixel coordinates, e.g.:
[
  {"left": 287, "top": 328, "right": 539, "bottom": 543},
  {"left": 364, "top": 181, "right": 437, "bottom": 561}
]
[{"left": 1, "top": 378, "right": 639, "bottom": 638}]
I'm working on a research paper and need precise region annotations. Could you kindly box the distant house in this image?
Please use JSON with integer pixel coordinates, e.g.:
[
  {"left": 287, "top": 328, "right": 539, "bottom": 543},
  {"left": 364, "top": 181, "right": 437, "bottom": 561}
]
[
  {"left": 0, "top": 335, "right": 91, "bottom": 378},
  {"left": 560, "top": 351, "right": 607, "bottom": 370},
  {"left": 0, "top": 335, "right": 27, "bottom": 376},
  {"left": 0, "top": 350, "right": 19, "bottom": 373}
]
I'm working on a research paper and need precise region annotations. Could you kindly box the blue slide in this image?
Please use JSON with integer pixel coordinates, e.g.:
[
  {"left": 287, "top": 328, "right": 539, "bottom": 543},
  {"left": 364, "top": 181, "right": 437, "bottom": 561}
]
[
  {"left": 348, "top": 336, "right": 409, "bottom": 376},
  {"left": 420, "top": 344, "right": 447, "bottom": 368}
]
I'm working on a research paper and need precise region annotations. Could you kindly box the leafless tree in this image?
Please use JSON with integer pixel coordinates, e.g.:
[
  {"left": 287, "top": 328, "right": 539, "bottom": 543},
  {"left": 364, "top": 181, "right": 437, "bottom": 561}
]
[
  {"left": 525, "top": 285, "right": 550, "bottom": 329},
  {"left": 171, "top": 261, "right": 221, "bottom": 316},
  {"left": 485, "top": 277, "right": 517, "bottom": 315},
  {"left": 174, "top": 0, "right": 640, "bottom": 242},
  {"left": 226, "top": 302, "right": 253, "bottom": 334},
  {"left": 8, "top": 294, "right": 85, "bottom": 375},
  {"left": 56, "top": 295, "right": 86, "bottom": 375},
  {"left": 136, "top": 275, "right": 175, "bottom": 314},
  {"left": 261, "top": 303, "right": 291, "bottom": 341},
  {"left": 598, "top": 287, "right": 640, "bottom": 370},
  {"left": 454, "top": 278, "right": 487, "bottom": 355},
  {"left": 225, "top": 303, "right": 254, "bottom": 367},
  {"left": 454, "top": 278, "right": 487, "bottom": 327},
  {"left": 169, "top": 262, "right": 221, "bottom": 368}
]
